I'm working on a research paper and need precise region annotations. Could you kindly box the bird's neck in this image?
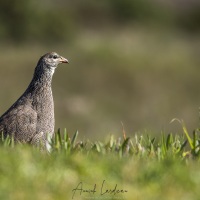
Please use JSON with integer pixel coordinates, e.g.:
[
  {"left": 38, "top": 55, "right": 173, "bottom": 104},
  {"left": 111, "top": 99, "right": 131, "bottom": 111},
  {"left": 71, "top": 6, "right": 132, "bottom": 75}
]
[
  {"left": 22, "top": 63, "right": 55, "bottom": 102},
  {"left": 32, "top": 73, "right": 53, "bottom": 87},
  {"left": 30, "top": 64, "right": 55, "bottom": 88}
]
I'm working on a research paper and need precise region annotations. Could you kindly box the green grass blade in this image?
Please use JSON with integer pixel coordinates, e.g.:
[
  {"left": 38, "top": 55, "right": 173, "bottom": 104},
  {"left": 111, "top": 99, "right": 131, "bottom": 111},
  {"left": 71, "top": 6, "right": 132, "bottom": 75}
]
[
  {"left": 122, "top": 137, "right": 130, "bottom": 155},
  {"left": 171, "top": 118, "right": 194, "bottom": 150},
  {"left": 166, "top": 133, "right": 173, "bottom": 150},
  {"left": 71, "top": 130, "right": 79, "bottom": 148}
]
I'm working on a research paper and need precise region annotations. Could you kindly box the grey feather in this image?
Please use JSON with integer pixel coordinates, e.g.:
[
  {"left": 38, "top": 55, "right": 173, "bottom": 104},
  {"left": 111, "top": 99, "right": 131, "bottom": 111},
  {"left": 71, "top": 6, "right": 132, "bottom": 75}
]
[{"left": 0, "top": 52, "right": 69, "bottom": 149}]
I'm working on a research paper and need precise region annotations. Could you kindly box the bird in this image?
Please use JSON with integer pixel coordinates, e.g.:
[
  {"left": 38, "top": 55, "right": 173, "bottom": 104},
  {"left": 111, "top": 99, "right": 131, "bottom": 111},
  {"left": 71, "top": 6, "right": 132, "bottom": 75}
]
[{"left": 0, "top": 52, "right": 69, "bottom": 150}]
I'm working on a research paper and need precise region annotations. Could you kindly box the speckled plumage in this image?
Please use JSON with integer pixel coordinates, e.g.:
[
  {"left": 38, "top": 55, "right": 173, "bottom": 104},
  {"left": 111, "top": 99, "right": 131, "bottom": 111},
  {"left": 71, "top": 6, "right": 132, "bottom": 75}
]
[{"left": 0, "top": 52, "right": 68, "bottom": 149}]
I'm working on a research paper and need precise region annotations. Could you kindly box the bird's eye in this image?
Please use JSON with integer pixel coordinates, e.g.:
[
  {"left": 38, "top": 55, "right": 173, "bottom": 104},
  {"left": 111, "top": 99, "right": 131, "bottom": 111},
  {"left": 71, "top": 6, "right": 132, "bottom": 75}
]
[{"left": 53, "top": 55, "right": 58, "bottom": 59}]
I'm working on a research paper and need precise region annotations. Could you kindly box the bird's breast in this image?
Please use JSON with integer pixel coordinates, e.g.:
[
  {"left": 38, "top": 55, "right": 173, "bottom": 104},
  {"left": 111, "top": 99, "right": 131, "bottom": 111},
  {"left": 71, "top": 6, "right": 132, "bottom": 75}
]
[{"left": 31, "top": 87, "right": 55, "bottom": 135}]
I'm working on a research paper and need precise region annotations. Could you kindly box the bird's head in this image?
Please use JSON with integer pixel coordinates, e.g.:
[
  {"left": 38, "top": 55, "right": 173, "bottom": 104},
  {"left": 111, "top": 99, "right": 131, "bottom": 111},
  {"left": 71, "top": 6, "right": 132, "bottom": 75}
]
[
  {"left": 40, "top": 52, "right": 69, "bottom": 69},
  {"left": 33, "top": 52, "right": 69, "bottom": 83}
]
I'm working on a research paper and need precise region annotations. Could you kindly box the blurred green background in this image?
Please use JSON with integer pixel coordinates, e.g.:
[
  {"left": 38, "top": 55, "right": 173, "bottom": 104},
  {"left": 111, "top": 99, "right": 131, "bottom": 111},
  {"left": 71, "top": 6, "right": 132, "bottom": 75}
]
[{"left": 0, "top": 0, "right": 200, "bottom": 139}]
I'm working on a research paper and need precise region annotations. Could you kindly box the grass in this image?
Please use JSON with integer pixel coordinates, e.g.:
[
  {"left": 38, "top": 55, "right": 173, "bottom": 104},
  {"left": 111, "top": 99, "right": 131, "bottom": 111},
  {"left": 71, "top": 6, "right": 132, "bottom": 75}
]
[{"left": 1, "top": 121, "right": 200, "bottom": 200}]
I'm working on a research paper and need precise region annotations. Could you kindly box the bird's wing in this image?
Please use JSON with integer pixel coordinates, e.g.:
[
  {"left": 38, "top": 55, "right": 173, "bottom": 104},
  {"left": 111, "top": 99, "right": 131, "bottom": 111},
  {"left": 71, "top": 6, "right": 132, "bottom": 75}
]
[{"left": 0, "top": 104, "right": 37, "bottom": 143}]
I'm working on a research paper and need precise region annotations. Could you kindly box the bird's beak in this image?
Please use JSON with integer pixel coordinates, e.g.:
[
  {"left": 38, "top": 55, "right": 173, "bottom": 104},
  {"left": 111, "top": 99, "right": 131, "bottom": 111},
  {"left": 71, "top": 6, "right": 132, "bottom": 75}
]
[{"left": 59, "top": 56, "right": 69, "bottom": 64}]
